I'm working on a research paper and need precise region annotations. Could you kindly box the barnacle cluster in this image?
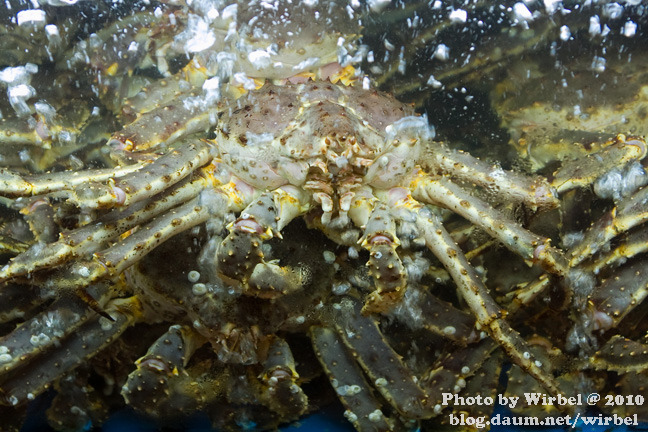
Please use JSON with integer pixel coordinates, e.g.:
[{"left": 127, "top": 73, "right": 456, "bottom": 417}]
[{"left": 0, "top": 1, "right": 647, "bottom": 431}]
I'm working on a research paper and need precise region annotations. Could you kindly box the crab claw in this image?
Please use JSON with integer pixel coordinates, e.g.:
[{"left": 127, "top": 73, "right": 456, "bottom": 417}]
[
  {"left": 216, "top": 190, "right": 306, "bottom": 298},
  {"left": 359, "top": 203, "right": 407, "bottom": 315}
]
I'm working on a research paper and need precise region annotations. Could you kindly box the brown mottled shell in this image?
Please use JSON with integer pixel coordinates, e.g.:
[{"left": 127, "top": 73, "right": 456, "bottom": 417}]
[{"left": 215, "top": 82, "right": 419, "bottom": 190}]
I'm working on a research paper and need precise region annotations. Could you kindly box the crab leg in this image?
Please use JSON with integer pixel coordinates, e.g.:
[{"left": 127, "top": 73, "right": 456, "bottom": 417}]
[
  {"left": 48, "top": 368, "right": 107, "bottom": 431},
  {"left": 0, "top": 284, "right": 48, "bottom": 323},
  {"left": 59, "top": 139, "right": 213, "bottom": 210},
  {"left": 0, "top": 176, "right": 208, "bottom": 282},
  {"left": 503, "top": 340, "right": 572, "bottom": 417},
  {"left": 359, "top": 202, "right": 407, "bottom": 315},
  {"left": 412, "top": 173, "right": 567, "bottom": 276},
  {"left": 259, "top": 337, "right": 308, "bottom": 419},
  {"left": 589, "top": 259, "right": 648, "bottom": 330},
  {"left": 20, "top": 198, "right": 58, "bottom": 243},
  {"left": 428, "top": 143, "right": 558, "bottom": 210},
  {"left": 502, "top": 274, "right": 552, "bottom": 311},
  {"left": 611, "top": 372, "right": 648, "bottom": 423},
  {"left": 0, "top": 296, "right": 141, "bottom": 406},
  {"left": 407, "top": 287, "right": 477, "bottom": 344},
  {"left": 568, "top": 185, "right": 648, "bottom": 267},
  {"left": 0, "top": 285, "right": 107, "bottom": 373},
  {"left": 333, "top": 298, "right": 436, "bottom": 419},
  {"left": 122, "top": 324, "right": 210, "bottom": 417},
  {"left": 0, "top": 234, "right": 28, "bottom": 256},
  {"left": 119, "top": 62, "right": 210, "bottom": 121},
  {"left": 48, "top": 196, "right": 212, "bottom": 291},
  {"left": 414, "top": 209, "right": 564, "bottom": 399},
  {"left": 109, "top": 94, "right": 219, "bottom": 152},
  {"left": 310, "top": 326, "right": 395, "bottom": 431},
  {"left": 450, "top": 350, "right": 503, "bottom": 419},
  {"left": 584, "top": 226, "right": 648, "bottom": 274},
  {"left": 216, "top": 188, "right": 307, "bottom": 298},
  {"left": 551, "top": 135, "right": 646, "bottom": 194},
  {"left": 422, "top": 340, "right": 498, "bottom": 404},
  {"left": 0, "top": 163, "right": 147, "bottom": 197},
  {"left": 590, "top": 334, "right": 648, "bottom": 373}
]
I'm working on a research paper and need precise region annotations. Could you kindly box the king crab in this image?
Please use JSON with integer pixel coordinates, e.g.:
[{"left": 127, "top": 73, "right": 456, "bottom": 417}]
[
  {"left": 0, "top": 1, "right": 647, "bottom": 430},
  {"left": 0, "top": 73, "right": 579, "bottom": 427}
]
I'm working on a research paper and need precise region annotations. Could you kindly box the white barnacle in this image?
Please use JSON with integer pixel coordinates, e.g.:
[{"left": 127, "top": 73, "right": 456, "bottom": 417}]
[
  {"left": 442, "top": 326, "right": 456, "bottom": 336},
  {"left": 30, "top": 333, "right": 51, "bottom": 346},
  {"left": 76, "top": 266, "right": 91, "bottom": 278},
  {"left": 347, "top": 385, "right": 362, "bottom": 395},
  {"left": 374, "top": 377, "right": 388, "bottom": 387},
  {"left": 344, "top": 410, "right": 358, "bottom": 423},
  {"left": 456, "top": 377, "right": 466, "bottom": 389},
  {"left": 188, "top": 270, "right": 201, "bottom": 283},
  {"left": 332, "top": 282, "right": 350, "bottom": 295},
  {"left": 70, "top": 406, "right": 86, "bottom": 416},
  {"left": 192, "top": 283, "right": 207, "bottom": 295},
  {"left": 8, "top": 395, "right": 18, "bottom": 406},
  {"left": 461, "top": 366, "right": 470, "bottom": 375},
  {"left": 323, "top": 250, "right": 336, "bottom": 264},
  {"left": 368, "top": 409, "right": 384, "bottom": 422},
  {"left": 99, "top": 317, "right": 113, "bottom": 331},
  {"left": 534, "top": 360, "right": 543, "bottom": 367},
  {"left": 0, "top": 353, "right": 12, "bottom": 363},
  {"left": 523, "top": 351, "right": 531, "bottom": 359},
  {"left": 0, "top": 345, "right": 9, "bottom": 354}
]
